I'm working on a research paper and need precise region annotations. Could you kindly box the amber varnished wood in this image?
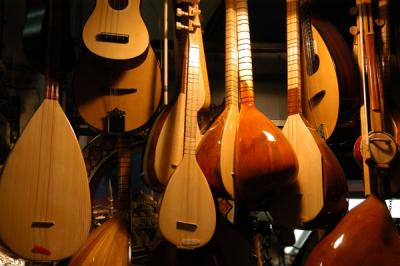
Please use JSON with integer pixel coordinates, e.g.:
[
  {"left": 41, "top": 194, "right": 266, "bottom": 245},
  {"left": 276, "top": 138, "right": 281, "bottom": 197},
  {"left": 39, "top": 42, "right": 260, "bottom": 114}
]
[{"left": 305, "top": 196, "right": 400, "bottom": 266}]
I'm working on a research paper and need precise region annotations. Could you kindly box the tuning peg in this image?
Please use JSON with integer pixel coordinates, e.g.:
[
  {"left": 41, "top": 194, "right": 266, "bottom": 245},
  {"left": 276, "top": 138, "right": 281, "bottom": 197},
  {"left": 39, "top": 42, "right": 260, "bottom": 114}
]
[
  {"left": 375, "top": 18, "right": 385, "bottom": 27},
  {"left": 177, "top": 8, "right": 189, "bottom": 17},
  {"left": 176, "top": 22, "right": 189, "bottom": 31},
  {"left": 349, "top": 6, "right": 357, "bottom": 16},
  {"left": 349, "top": 25, "right": 359, "bottom": 36}
]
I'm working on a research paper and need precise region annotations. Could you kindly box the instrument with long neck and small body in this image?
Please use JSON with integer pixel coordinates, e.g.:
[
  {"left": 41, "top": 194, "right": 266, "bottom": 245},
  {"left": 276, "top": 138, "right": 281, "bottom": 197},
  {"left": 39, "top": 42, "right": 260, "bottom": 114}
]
[
  {"left": 196, "top": 0, "right": 239, "bottom": 198},
  {"left": 143, "top": 0, "right": 210, "bottom": 191},
  {"left": 158, "top": 0, "right": 216, "bottom": 249},
  {"left": 0, "top": 0, "right": 91, "bottom": 260},
  {"left": 83, "top": 0, "right": 149, "bottom": 60},
  {"left": 69, "top": 135, "right": 132, "bottom": 266},
  {"left": 300, "top": 0, "right": 359, "bottom": 140},
  {"left": 282, "top": 0, "right": 348, "bottom": 228},
  {"left": 233, "top": 0, "right": 298, "bottom": 207}
]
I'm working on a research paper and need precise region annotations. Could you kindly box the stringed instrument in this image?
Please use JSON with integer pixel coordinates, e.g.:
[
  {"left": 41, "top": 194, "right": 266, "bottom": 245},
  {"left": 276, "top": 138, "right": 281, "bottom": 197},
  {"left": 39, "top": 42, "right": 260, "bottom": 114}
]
[
  {"left": 300, "top": 0, "right": 359, "bottom": 140},
  {"left": 305, "top": 195, "right": 400, "bottom": 266},
  {"left": 69, "top": 134, "right": 132, "bottom": 266},
  {"left": 282, "top": 0, "right": 348, "bottom": 228},
  {"left": 143, "top": 0, "right": 210, "bottom": 190},
  {"left": 83, "top": 0, "right": 149, "bottom": 60},
  {"left": 196, "top": 0, "right": 239, "bottom": 198},
  {"left": 73, "top": 47, "right": 162, "bottom": 133},
  {"left": 0, "top": 0, "right": 91, "bottom": 260},
  {"left": 158, "top": 0, "right": 216, "bottom": 248},
  {"left": 234, "top": 0, "right": 298, "bottom": 207}
]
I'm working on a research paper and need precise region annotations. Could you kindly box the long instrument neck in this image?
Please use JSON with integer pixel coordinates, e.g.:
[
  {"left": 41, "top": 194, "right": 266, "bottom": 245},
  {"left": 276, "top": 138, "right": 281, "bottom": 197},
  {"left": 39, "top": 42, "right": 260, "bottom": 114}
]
[
  {"left": 225, "top": 0, "right": 239, "bottom": 108},
  {"left": 117, "top": 135, "right": 131, "bottom": 211},
  {"left": 300, "top": 0, "right": 318, "bottom": 75},
  {"left": 379, "top": 0, "right": 391, "bottom": 86},
  {"left": 286, "top": 0, "right": 302, "bottom": 115},
  {"left": 236, "top": 0, "right": 254, "bottom": 104}
]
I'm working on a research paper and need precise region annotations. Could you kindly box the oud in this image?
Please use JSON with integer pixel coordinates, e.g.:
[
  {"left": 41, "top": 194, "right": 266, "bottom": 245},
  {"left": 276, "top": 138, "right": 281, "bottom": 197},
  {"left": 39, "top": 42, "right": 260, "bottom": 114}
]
[
  {"left": 83, "top": 0, "right": 149, "bottom": 60},
  {"left": 0, "top": 0, "right": 91, "bottom": 260},
  {"left": 158, "top": 1, "right": 216, "bottom": 249},
  {"left": 282, "top": 0, "right": 348, "bottom": 228},
  {"left": 234, "top": 0, "right": 298, "bottom": 207}
]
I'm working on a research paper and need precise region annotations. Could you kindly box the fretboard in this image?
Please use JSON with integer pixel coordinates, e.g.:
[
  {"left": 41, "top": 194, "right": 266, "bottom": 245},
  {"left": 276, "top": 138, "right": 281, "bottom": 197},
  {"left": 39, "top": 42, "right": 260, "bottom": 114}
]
[
  {"left": 378, "top": 0, "right": 391, "bottom": 85},
  {"left": 286, "top": 0, "right": 302, "bottom": 115},
  {"left": 225, "top": 0, "right": 239, "bottom": 107},
  {"left": 117, "top": 135, "right": 131, "bottom": 211},
  {"left": 236, "top": 0, "right": 254, "bottom": 104}
]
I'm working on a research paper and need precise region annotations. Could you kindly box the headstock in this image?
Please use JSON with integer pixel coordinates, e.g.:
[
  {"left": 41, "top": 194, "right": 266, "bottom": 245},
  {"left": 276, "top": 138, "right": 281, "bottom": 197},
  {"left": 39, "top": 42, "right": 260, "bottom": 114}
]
[{"left": 175, "top": 0, "right": 201, "bottom": 32}]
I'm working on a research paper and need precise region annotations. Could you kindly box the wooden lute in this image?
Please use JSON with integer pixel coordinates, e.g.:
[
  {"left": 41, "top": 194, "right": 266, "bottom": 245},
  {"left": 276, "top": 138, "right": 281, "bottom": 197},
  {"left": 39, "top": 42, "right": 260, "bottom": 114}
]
[
  {"left": 83, "top": 0, "right": 149, "bottom": 60},
  {"left": 0, "top": 0, "right": 91, "bottom": 260},
  {"left": 234, "top": 0, "right": 298, "bottom": 207},
  {"left": 196, "top": 0, "right": 239, "bottom": 198},
  {"left": 142, "top": 0, "right": 210, "bottom": 190},
  {"left": 158, "top": 0, "right": 216, "bottom": 249},
  {"left": 69, "top": 134, "right": 132, "bottom": 266},
  {"left": 282, "top": 0, "right": 348, "bottom": 228}
]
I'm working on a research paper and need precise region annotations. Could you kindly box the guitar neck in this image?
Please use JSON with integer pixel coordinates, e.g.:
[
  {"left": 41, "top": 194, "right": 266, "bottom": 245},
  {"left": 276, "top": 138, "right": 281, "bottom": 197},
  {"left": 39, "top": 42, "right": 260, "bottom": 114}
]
[
  {"left": 379, "top": 0, "right": 391, "bottom": 85},
  {"left": 117, "top": 135, "right": 131, "bottom": 211},
  {"left": 299, "top": 0, "right": 317, "bottom": 75},
  {"left": 225, "top": 0, "right": 239, "bottom": 108},
  {"left": 286, "top": 0, "right": 302, "bottom": 115},
  {"left": 236, "top": 0, "right": 255, "bottom": 104}
]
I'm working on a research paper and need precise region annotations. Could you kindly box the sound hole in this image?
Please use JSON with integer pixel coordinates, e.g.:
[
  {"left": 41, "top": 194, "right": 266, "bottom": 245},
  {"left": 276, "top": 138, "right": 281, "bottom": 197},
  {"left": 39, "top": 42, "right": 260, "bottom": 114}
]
[{"left": 108, "top": 0, "right": 129, "bottom": 10}]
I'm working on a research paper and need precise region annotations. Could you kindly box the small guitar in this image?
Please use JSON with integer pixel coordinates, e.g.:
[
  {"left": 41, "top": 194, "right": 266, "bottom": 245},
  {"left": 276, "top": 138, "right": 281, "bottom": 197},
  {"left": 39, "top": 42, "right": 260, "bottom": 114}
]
[
  {"left": 0, "top": 0, "right": 91, "bottom": 260},
  {"left": 83, "top": 0, "right": 149, "bottom": 60},
  {"left": 158, "top": 1, "right": 216, "bottom": 249}
]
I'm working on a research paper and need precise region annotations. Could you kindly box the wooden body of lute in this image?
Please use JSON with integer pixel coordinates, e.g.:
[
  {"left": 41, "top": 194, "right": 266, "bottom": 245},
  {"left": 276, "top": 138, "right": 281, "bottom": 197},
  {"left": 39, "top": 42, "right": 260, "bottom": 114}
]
[
  {"left": 234, "top": 0, "right": 298, "bottom": 207},
  {"left": 282, "top": 0, "right": 347, "bottom": 228},
  {"left": 196, "top": 0, "right": 239, "bottom": 198}
]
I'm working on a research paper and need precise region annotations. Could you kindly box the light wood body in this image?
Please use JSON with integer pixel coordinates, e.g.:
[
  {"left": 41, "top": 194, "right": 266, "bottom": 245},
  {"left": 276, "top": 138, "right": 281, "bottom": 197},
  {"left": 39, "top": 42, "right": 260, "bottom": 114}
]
[
  {"left": 0, "top": 99, "right": 91, "bottom": 261},
  {"left": 74, "top": 48, "right": 162, "bottom": 132},
  {"left": 69, "top": 214, "right": 130, "bottom": 266},
  {"left": 83, "top": 0, "right": 149, "bottom": 60},
  {"left": 305, "top": 196, "right": 400, "bottom": 266}
]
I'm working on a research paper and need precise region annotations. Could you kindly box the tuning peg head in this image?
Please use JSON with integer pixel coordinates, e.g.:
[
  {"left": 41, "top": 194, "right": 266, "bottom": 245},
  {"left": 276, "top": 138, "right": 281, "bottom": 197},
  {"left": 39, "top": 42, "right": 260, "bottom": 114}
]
[
  {"left": 349, "top": 6, "right": 358, "bottom": 16},
  {"left": 176, "top": 22, "right": 189, "bottom": 31},
  {"left": 349, "top": 25, "right": 359, "bottom": 35}
]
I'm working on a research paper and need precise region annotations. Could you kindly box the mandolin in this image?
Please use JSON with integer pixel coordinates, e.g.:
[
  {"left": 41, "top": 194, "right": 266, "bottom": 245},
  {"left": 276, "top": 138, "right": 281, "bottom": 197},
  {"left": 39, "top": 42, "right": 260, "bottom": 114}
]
[
  {"left": 73, "top": 47, "right": 162, "bottom": 133},
  {"left": 300, "top": 0, "right": 359, "bottom": 140},
  {"left": 282, "top": 0, "right": 348, "bottom": 228},
  {"left": 82, "top": 0, "right": 149, "bottom": 60},
  {"left": 0, "top": 0, "right": 91, "bottom": 260},
  {"left": 196, "top": 0, "right": 239, "bottom": 198},
  {"left": 305, "top": 195, "right": 400, "bottom": 266},
  {"left": 69, "top": 134, "right": 132, "bottom": 266},
  {"left": 233, "top": 0, "right": 298, "bottom": 207},
  {"left": 158, "top": 0, "right": 216, "bottom": 249},
  {"left": 142, "top": 0, "right": 210, "bottom": 190}
]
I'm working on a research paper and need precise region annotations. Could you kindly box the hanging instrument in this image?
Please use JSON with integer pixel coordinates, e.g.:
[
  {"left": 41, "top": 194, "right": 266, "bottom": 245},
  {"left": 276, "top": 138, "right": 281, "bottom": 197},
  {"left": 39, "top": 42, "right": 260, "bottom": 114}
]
[
  {"left": 282, "top": 0, "right": 348, "bottom": 228},
  {"left": 0, "top": 0, "right": 91, "bottom": 260},
  {"left": 158, "top": 0, "right": 216, "bottom": 249}
]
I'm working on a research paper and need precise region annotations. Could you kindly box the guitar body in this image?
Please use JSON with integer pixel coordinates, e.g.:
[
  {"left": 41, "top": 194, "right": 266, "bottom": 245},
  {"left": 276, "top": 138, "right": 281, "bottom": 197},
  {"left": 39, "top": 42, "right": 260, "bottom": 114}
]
[
  {"left": 282, "top": 114, "right": 348, "bottom": 228},
  {"left": 74, "top": 48, "right": 161, "bottom": 132},
  {"left": 234, "top": 104, "right": 298, "bottom": 207},
  {"left": 196, "top": 105, "right": 239, "bottom": 197},
  {"left": 305, "top": 196, "right": 400, "bottom": 266},
  {"left": 69, "top": 214, "right": 130, "bottom": 266},
  {"left": 159, "top": 155, "right": 216, "bottom": 249},
  {"left": 0, "top": 99, "right": 91, "bottom": 261},
  {"left": 83, "top": 0, "right": 149, "bottom": 60}
]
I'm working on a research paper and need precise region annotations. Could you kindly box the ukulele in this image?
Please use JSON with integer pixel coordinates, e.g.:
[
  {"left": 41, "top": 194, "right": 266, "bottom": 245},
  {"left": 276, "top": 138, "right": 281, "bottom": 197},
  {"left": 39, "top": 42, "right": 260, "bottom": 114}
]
[
  {"left": 143, "top": 0, "right": 210, "bottom": 190},
  {"left": 0, "top": 0, "right": 91, "bottom": 260},
  {"left": 69, "top": 134, "right": 132, "bottom": 266},
  {"left": 282, "top": 0, "right": 348, "bottom": 228},
  {"left": 73, "top": 46, "right": 162, "bottom": 133},
  {"left": 196, "top": 0, "right": 239, "bottom": 198},
  {"left": 82, "top": 0, "right": 149, "bottom": 60},
  {"left": 234, "top": 0, "right": 298, "bottom": 207},
  {"left": 158, "top": 0, "right": 216, "bottom": 249},
  {"left": 300, "top": 0, "right": 359, "bottom": 140}
]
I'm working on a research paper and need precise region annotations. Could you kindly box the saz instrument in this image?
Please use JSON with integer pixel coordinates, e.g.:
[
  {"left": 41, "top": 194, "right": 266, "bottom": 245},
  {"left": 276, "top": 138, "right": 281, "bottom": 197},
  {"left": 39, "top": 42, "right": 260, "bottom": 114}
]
[
  {"left": 196, "top": 0, "right": 239, "bottom": 198},
  {"left": 69, "top": 135, "right": 132, "bottom": 266},
  {"left": 300, "top": 0, "right": 358, "bottom": 140},
  {"left": 74, "top": 47, "right": 162, "bottom": 133},
  {"left": 234, "top": 0, "right": 298, "bottom": 207},
  {"left": 83, "top": 0, "right": 149, "bottom": 60},
  {"left": 158, "top": 0, "right": 216, "bottom": 249},
  {"left": 0, "top": 0, "right": 91, "bottom": 260},
  {"left": 282, "top": 0, "right": 348, "bottom": 228},
  {"left": 143, "top": 0, "right": 210, "bottom": 190},
  {"left": 305, "top": 195, "right": 400, "bottom": 266}
]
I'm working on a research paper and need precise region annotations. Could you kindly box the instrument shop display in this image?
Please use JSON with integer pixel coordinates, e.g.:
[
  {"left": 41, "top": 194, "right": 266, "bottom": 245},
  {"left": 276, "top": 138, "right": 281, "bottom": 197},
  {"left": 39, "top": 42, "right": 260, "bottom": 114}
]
[{"left": 0, "top": 0, "right": 400, "bottom": 265}]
